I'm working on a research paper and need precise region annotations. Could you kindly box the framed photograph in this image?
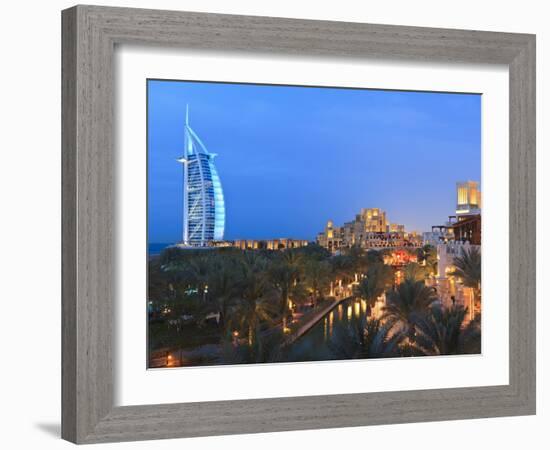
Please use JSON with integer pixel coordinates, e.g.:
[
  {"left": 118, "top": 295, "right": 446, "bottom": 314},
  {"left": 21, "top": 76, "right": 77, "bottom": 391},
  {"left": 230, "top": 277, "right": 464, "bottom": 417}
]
[{"left": 62, "top": 5, "right": 536, "bottom": 444}]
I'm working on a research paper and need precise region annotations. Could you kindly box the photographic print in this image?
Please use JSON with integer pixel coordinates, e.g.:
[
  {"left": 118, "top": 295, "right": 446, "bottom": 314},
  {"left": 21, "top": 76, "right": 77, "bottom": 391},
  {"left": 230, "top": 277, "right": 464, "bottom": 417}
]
[{"left": 147, "top": 80, "right": 482, "bottom": 368}]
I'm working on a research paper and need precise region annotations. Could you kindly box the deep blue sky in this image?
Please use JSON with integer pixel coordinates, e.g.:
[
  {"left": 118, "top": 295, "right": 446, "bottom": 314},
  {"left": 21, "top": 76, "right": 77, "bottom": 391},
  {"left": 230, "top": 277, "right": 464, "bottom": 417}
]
[{"left": 148, "top": 79, "right": 480, "bottom": 243}]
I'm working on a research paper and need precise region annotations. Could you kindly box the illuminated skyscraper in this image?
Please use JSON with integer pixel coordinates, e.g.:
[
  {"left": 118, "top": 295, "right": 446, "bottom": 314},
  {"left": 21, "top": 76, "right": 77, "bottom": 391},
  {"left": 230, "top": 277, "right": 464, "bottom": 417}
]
[
  {"left": 177, "top": 106, "right": 225, "bottom": 246},
  {"left": 456, "top": 181, "right": 481, "bottom": 216}
]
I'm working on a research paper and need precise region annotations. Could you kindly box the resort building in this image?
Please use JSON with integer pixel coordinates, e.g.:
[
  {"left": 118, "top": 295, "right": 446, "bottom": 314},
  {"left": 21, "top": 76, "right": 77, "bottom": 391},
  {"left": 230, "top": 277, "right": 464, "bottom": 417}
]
[
  {"left": 177, "top": 106, "right": 225, "bottom": 247},
  {"left": 359, "top": 208, "right": 388, "bottom": 232},
  {"left": 317, "top": 220, "right": 344, "bottom": 253},
  {"left": 404, "top": 231, "right": 423, "bottom": 246},
  {"left": 428, "top": 214, "right": 481, "bottom": 246},
  {"left": 389, "top": 223, "right": 405, "bottom": 233},
  {"left": 424, "top": 225, "right": 456, "bottom": 245},
  {"left": 383, "top": 249, "right": 418, "bottom": 267},
  {"left": 317, "top": 208, "right": 419, "bottom": 253},
  {"left": 450, "top": 214, "right": 481, "bottom": 245},
  {"left": 210, "top": 238, "right": 309, "bottom": 250},
  {"left": 423, "top": 182, "right": 482, "bottom": 318},
  {"left": 423, "top": 230, "right": 449, "bottom": 246},
  {"left": 456, "top": 180, "right": 481, "bottom": 217},
  {"left": 426, "top": 181, "right": 482, "bottom": 246},
  {"left": 234, "top": 238, "right": 309, "bottom": 250},
  {"left": 426, "top": 241, "right": 479, "bottom": 319}
]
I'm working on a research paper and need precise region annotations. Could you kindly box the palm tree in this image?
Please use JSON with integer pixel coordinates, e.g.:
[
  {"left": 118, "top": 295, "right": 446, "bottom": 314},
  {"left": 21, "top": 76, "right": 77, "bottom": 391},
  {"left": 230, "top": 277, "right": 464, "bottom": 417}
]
[
  {"left": 354, "top": 263, "right": 393, "bottom": 312},
  {"left": 269, "top": 249, "right": 306, "bottom": 326},
  {"left": 203, "top": 256, "right": 240, "bottom": 331},
  {"left": 365, "top": 249, "right": 384, "bottom": 265},
  {"left": 147, "top": 259, "right": 171, "bottom": 305},
  {"left": 413, "top": 304, "right": 481, "bottom": 355},
  {"left": 183, "top": 254, "right": 212, "bottom": 301},
  {"left": 159, "top": 246, "right": 187, "bottom": 268},
  {"left": 280, "top": 249, "right": 304, "bottom": 274},
  {"left": 416, "top": 244, "right": 438, "bottom": 276},
  {"left": 328, "top": 315, "right": 403, "bottom": 359},
  {"left": 268, "top": 259, "right": 299, "bottom": 329},
  {"left": 295, "top": 242, "right": 330, "bottom": 261},
  {"left": 383, "top": 279, "right": 438, "bottom": 339},
  {"left": 451, "top": 246, "right": 481, "bottom": 300},
  {"left": 403, "top": 262, "right": 428, "bottom": 282},
  {"left": 232, "top": 253, "right": 278, "bottom": 346},
  {"left": 345, "top": 245, "right": 368, "bottom": 281},
  {"left": 220, "top": 328, "right": 286, "bottom": 364},
  {"left": 330, "top": 254, "right": 354, "bottom": 287},
  {"left": 304, "top": 259, "right": 332, "bottom": 301}
]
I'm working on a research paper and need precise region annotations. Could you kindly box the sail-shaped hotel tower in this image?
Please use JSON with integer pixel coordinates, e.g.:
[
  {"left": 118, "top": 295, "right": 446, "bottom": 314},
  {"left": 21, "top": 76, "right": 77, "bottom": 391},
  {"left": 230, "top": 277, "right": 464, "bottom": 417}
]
[{"left": 177, "top": 106, "right": 225, "bottom": 246}]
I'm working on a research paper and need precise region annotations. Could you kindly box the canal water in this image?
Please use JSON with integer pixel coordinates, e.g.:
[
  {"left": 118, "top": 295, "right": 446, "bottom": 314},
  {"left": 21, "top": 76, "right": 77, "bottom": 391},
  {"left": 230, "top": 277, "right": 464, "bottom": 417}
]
[{"left": 289, "top": 297, "right": 386, "bottom": 361}]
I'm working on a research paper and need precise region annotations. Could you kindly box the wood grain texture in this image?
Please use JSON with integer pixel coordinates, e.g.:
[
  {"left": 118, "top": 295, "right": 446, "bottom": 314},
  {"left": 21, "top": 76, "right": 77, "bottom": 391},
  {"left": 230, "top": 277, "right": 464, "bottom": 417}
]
[
  {"left": 61, "top": 7, "right": 77, "bottom": 443},
  {"left": 61, "top": 5, "right": 536, "bottom": 444}
]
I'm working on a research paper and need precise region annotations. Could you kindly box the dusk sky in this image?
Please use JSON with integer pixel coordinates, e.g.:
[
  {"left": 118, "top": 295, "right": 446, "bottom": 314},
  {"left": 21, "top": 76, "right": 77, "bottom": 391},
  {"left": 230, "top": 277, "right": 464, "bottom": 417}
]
[{"left": 147, "top": 79, "right": 481, "bottom": 244}]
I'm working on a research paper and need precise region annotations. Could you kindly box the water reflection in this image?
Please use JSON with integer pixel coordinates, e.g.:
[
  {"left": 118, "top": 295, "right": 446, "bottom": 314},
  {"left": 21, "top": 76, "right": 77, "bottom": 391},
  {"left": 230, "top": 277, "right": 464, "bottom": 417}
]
[
  {"left": 308, "top": 297, "right": 384, "bottom": 344},
  {"left": 288, "top": 297, "right": 389, "bottom": 362}
]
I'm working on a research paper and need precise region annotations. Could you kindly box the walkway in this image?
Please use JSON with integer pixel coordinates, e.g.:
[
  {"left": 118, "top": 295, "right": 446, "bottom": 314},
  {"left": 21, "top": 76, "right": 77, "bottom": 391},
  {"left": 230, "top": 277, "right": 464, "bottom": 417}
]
[{"left": 287, "top": 295, "right": 352, "bottom": 344}]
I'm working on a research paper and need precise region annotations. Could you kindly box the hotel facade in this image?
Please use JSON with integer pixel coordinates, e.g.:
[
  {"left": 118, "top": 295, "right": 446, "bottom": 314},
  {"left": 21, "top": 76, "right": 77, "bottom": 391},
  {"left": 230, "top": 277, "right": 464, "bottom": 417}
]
[
  {"left": 177, "top": 107, "right": 225, "bottom": 247},
  {"left": 425, "top": 180, "right": 482, "bottom": 246},
  {"left": 316, "top": 208, "right": 420, "bottom": 253},
  {"left": 211, "top": 238, "right": 309, "bottom": 251},
  {"left": 456, "top": 180, "right": 481, "bottom": 217},
  {"left": 423, "top": 181, "right": 482, "bottom": 317}
]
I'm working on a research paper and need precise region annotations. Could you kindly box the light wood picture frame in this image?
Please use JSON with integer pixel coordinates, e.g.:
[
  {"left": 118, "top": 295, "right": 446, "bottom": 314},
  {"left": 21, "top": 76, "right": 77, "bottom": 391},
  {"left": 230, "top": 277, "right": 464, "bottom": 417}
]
[{"left": 61, "top": 5, "right": 536, "bottom": 444}]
